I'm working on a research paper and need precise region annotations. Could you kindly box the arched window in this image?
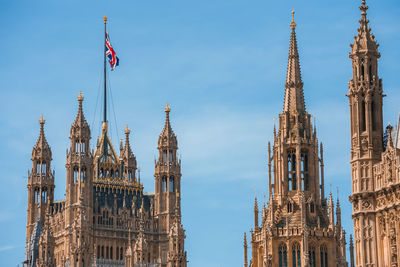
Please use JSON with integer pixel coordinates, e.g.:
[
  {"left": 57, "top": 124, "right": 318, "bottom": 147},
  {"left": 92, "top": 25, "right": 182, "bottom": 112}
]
[
  {"left": 309, "top": 245, "right": 316, "bottom": 267},
  {"left": 310, "top": 202, "right": 315, "bottom": 213},
  {"left": 36, "top": 161, "right": 41, "bottom": 175},
  {"left": 42, "top": 162, "right": 46, "bottom": 174},
  {"left": 320, "top": 245, "right": 328, "bottom": 267},
  {"left": 162, "top": 176, "right": 168, "bottom": 192},
  {"left": 163, "top": 150, "right": 167, "bottom": 164},
  {"left": 301, "top": 151, "right": 309, "bottom": 190},
  {"left": 169, "top": 176, "right": 175, "bottom": 192},
  {"left": 80, "top": 168, "right": 86, "bottom": 183},
  {"left": 292, "top": 243, "right": 301, "bottom": 267},
  {"left": 287, "top": 150, "right": 297, "bottom": 191},
  {"left": 361, "top": 100, "right": 366, "bottom": 132},
  {"left": 74, "top": 168, "right": 79, "bottom": 183},
  {"left": 361, "top": 64, "right": 365, "bottom": 79},
  {"left": 279, "top": 244, "right": 288, "bottom": 267}
]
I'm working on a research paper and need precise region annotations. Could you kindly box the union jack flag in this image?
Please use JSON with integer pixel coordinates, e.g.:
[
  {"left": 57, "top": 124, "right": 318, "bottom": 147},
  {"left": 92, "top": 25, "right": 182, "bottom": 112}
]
[{"left": 105, "top": 31, "right": 119, "bottom": 70}]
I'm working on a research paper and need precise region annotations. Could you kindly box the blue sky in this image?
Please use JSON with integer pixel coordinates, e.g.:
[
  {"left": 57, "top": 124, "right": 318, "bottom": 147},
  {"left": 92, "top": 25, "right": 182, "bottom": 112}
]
[{"left": 1, "top": 0, "right": 399, "bottom": 266}]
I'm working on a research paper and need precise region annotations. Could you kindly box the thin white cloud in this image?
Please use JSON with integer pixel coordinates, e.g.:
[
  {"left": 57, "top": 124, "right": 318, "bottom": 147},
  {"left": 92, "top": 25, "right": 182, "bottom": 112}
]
[{"left": 0, "top": 245, "right": 16, "bottom": 252}]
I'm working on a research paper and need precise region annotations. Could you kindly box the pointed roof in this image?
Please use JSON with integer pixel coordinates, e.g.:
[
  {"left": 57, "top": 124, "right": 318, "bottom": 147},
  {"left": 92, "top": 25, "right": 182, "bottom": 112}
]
[
  {"left": 158, "top": 103, "right": 177, "bottom": 148},
  {"left": 32, "top": 114, "right": 52, "bottom": 161},
  {"left": 350, "top": 0, "right": 379, "bottom": 56},
  {"left": 283, "top": 10, "right": 306, "bottom": 114},
  {"left": 121, "top": 125, "right": 137, "bottom": 163},
  {"left": 70, "top": 91, "right": 90, "bottom": 137}
]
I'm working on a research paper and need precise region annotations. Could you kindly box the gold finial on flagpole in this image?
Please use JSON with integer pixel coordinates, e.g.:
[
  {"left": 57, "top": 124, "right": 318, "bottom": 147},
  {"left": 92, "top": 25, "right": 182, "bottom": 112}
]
[{"left": 103, "top": 15, "right": 108, "bottom": 23}]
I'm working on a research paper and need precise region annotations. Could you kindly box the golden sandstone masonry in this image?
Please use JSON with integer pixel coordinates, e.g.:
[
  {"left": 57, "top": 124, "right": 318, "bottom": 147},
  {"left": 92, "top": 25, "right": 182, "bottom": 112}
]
[
  {"left": 23, "top": 1, "right": 400, "bottom": 267},
  {"left": 245, "top": 1, "right": 400, "bottom": 267},
  {"left": 244, "top": 11, "right": 348, "bottom": 267},
  {"left": 349, "top": 1, "right": 400, "bottom": 266},
  {"left": 24, "top": 95, "right": 187, "bottom": 267}
]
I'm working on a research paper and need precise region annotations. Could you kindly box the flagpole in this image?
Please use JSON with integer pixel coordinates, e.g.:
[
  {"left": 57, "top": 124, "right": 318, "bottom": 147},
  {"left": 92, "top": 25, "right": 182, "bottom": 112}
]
[{"left": 103, "top": 15, "right": 107, "bottom": 124}]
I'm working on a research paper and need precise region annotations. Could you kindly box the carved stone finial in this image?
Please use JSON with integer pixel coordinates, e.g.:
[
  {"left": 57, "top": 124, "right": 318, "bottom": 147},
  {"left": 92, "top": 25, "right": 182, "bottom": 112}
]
[
  {"left": 77, "top": 91, "right": 84, "bottom": 102},
  {"left": 290, "top": 9, "right": 297, "bottom": 30},
  {"left": 124, "top": 124, "right": 131, "bottom": 135},
  {"left": 39, "top": 114, "right": 45, "bottom": 125},
  {"left": 164, "top": 102, "right": 171, "bottom": 113}
]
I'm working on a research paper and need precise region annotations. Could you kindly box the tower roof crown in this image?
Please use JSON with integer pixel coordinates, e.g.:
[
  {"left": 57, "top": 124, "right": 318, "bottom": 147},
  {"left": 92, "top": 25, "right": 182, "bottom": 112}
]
[
  {"left": 121, "top": 125, "right": 136, "bottom": 163},
  {"left": 32, "top": 114, "right": 52, "bottom": 161},
  {"left": 351, "top": 0, "right": 379, "bottom": 56},
  {"left": 70, "top": 91, "right": 90, "bottom": 138},
  {"left": 283, "top": 10, "right": 306, "bottom": 114},
  {"left": 158, "top": 103, "right": 177, "bottom": 149}
]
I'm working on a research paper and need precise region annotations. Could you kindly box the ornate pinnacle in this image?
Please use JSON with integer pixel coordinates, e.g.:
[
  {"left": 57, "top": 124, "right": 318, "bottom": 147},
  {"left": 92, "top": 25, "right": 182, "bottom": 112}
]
[
  {"left": 103, "top": 15, "right": 108, "bottom": 23},
  {"left": 164, "top": 102, "right": 171, "bottom": 113},
  {"left": 290, "top": 9, "right": 296, "bottom": 30},
  {"left": 77, "top": 91, "right": 84, "bottom": 102},
  {"left": 39, "top": 114, "right": 45, "bottom": 125},
  {"left": 124, "top": 124, "right": 131, "bottom": 135}
]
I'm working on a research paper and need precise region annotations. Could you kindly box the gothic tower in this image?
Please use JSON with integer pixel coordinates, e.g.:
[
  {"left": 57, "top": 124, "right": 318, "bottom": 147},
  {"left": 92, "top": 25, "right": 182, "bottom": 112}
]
[
  {"left": 246, "top": 11, "right": 347, "bottom": 267},
  {"left": 154, "top": 103, "right": 187, "bottom": 267},
  {"left": 26, "top": 115, "right": 54, "bottom": 263},
  {"left": 154, "top": 103, "right": 181, "bottom": 231},
  {"left": 348, "top": 1, "right": 383, "bottom": 266},
  {"left": 347, "top": 1, "right": 400, "bottom": 267},
  {"left": 65, "top": 92, "right": 94, "bottom": 266}
]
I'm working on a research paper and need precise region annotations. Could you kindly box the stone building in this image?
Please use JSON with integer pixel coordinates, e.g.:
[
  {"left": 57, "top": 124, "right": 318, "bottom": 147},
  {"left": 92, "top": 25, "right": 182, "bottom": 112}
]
[
  {"left": 24, "top": 91, "right": 187, "bottom": 267},
  {"left": 244, "top": 12, "right": 348, "bottom": 267},
  {"left": 348, "top": 1, "right": 400, "bottom": 266}
]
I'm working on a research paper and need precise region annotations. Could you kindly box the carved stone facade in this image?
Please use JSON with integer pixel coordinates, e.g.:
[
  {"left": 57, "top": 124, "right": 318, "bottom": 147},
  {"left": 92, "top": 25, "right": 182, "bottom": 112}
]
[
  {"left": 348, "top": 1, "right": 400, "bottom": 266},
  {"left": 24, "top": 93, "right": 187, "bottom": 267},
  {"left": 244, "top": 12, "right": 348, "bottom": 267}
]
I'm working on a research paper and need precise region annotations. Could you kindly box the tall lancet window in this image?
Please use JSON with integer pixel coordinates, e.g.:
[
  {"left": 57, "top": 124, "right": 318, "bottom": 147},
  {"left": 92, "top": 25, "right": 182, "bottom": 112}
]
[
  {"left": 287, "top": 150, "right": 297, "bottom": 191},
  {"left": 162, "top": 176, "right": 167, "bottom": 192},
  {"left": 169, "top": 176, "right": 175, "bottom": 192},
  {"left": 371, "top": 100, "right": 376, "bottom": 131},
  {"left": 301, "top": 151, "right": 309, "bottom": 190},
  {"left": 279, "top": 244, "right": 287, "bottom": 267},
  {"left": 292, "top": 243, "right": 301, "bottom": 267},
  {"left": 361, "top": 99, "right": 366, "bottom": 132},
  {"left": 309, "top": 245, "right": 316, "bottom": 267},
  {"left": 320, "top": 245, "right": 328, "bottom": 267}
]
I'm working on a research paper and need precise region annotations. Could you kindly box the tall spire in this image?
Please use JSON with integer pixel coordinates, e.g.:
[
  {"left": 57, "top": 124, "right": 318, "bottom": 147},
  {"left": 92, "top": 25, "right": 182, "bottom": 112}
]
[
  {"left": 71, "top": 91, "right": 90, "bottom": 134},
  {"left": 254, "top": 196, "right": 259, "bottom": 230},
  {"left": 32, "top": 114, "right": 52, "bottom": 161},
  {"left": 283, "top": 9, "right": 305, "bottom": 114},
  {"left": 158, "top": 102, "right": 177, "bottom": 149},
  {"left": 161, "top": 102, "right": 174, "bottom": 138},
  {"left": 350, "top": 0, "right": 379, "bottom": 55}
]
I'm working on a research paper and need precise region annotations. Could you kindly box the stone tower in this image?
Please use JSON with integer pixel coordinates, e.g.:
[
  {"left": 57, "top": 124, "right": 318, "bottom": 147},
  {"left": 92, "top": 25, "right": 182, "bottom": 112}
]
[
  {"left": 25, "top": 115, "right": 55, "bottom": 266},
  {"left": 64, "top": 91, "right": 94, "bottom": 266},
  {"left": 154, "top": 103, "right": 187, "bottom": 267},
  {"left": 245, "top": 11, "right": 348, "bottom": 267},
  {"left": 348, "top": 1, "right": 400, "bottom": 266}
]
